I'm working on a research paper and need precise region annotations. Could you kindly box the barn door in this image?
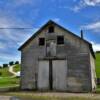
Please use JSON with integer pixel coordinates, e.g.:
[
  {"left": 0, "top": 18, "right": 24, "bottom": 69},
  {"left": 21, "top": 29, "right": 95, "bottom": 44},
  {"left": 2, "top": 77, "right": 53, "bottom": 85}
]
[
  {"left": 38, "top": 60, "right": 49, "bottom": 90},
  {"left": 53, "top": 60, "right": 67, "bottom": 91}
]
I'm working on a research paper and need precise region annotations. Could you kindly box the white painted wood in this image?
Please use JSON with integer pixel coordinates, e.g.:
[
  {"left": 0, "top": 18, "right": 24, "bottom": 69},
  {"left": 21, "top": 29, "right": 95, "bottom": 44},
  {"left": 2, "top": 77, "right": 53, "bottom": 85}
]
[
  {"left": 53, "top": 60, "right": 67, "bottom": 91},
  {"left": 38, "top": 60, "right": 49, "bottom": 90}
]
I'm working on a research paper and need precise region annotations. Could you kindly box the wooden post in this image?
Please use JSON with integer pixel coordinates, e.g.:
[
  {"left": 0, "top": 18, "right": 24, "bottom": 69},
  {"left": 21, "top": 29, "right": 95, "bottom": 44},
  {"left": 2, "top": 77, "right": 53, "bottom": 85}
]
[{"left": 49, "top": 60, "right": 53, "bottom": 90}]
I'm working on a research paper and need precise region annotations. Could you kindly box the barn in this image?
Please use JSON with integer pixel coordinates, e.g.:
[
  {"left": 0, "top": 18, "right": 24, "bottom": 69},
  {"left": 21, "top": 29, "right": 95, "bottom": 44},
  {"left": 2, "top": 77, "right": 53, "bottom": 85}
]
[{"left": 18, "top": 20, "right": 96, "bottom": 92}]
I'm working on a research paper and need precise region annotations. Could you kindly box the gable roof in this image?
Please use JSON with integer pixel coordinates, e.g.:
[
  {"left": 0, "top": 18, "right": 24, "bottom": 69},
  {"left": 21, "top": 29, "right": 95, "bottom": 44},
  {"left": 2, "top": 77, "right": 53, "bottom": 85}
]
[{"left": 18, "top": 20, "right": 95, "bottom": 59}]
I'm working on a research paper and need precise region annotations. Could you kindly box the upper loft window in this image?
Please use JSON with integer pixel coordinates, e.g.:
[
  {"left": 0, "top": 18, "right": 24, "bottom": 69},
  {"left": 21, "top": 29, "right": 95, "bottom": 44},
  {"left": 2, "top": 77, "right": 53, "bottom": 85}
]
[
  {"left": 48, "top": 26, "right": 54, "bottom": 33},
  {"left": 39, "top": 38, "right": 45, "bottom": 46},
  {"left": 57, "top": 36, "right": 64, "bottom": 45}
]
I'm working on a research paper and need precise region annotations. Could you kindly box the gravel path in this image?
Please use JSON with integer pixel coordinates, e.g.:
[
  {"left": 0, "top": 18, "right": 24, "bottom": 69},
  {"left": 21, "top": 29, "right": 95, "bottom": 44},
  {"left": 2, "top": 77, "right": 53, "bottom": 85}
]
[
  {"left": 8, "top": 65, "right": 16, "bottom": 76},
  {"left": 7, "top": 92, "right": 100, "bottom": 99},
  {"left": 1, "top": 93, "right": 100, "bottom": 100},
  {"left": 24, "top": 92, "right": 100, "bottom": 98},
  {"left": 0, "top": 96, "right": 11, "bottom": 100}
]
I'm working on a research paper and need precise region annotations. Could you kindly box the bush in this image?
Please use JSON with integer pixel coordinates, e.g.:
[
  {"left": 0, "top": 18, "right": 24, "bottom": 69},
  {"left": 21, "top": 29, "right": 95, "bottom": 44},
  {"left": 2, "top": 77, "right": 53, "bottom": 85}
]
[
  {"left": 96, "top": 51, "right": 100, "bottom": 53},
  {"left": 15, "top": 61, "right": 19, "bottom": 65},
  {"left": 0, "top": 66, "right": 2, "bottom": 68},
  {"left": 3, "top": 64, "right": 8, "bottom": 68},
  {"left": 9, "top": 61, "right": 14, "bottom": 66},
  {"left": 0, "top": 72, "right": 2, "bottom": 76}
]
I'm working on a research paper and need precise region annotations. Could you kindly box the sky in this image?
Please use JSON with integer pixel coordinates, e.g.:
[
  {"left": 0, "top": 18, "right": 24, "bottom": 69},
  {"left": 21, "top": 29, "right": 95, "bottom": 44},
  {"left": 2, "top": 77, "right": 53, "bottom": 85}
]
[{"left": 0, "top": 0, "right": 100, "bottom": 65}]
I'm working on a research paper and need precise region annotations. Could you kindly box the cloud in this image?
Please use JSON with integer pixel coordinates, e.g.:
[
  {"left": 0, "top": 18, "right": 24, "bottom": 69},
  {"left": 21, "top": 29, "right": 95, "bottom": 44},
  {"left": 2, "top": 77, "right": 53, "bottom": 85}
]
[
  {"left": 84, "top": 0, "right": 100, "bottom": 6},
  {"left": 91, "top": 41, "right": 100, "bottom": 52},
  {"left": 73, "top": 0, "right": 100, "bottom": 12},
  {"left": 0, "top": 42, "right": 6, "bottom": 49},
  {"left": 0, "top": 15, "right": 37, "bottom": 65},
  {"left": 81, "top": 21, "right": 100, "bottom": 32},
  {"left": 53, "top": 18, "right": 60, "bottom": 23},
  {"left": 0, "top": 0, "right": 41, "bottom": 65},
  {"left": 0, "top": 52, "right": 20, "bottom": 65}
]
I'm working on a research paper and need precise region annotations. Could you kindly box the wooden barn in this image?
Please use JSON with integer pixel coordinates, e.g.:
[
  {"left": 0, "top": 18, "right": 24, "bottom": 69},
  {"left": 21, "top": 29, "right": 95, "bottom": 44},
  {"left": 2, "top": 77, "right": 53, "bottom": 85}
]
[{"left": 18, "top": 20, "right": 96, "bottom": 92}]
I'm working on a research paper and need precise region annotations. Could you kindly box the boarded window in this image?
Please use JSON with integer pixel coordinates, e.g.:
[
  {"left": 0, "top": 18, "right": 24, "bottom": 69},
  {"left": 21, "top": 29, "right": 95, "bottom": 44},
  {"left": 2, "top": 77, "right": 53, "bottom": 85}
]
[
  {"left": 57, "top": 36, "right": 64, "bottom": 44},
  {"left": 39, "top": 38, "right": 45, "bottom": 46},
  {"left": 48, "top": 26, "right": 54, "bottom": 33}
]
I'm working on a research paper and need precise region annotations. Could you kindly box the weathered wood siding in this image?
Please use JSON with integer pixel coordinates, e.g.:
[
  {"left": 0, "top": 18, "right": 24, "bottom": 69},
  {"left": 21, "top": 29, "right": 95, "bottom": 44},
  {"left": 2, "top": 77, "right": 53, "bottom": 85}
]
[{"left": 20, "top": 24, "right": 95, "bottom": 92}]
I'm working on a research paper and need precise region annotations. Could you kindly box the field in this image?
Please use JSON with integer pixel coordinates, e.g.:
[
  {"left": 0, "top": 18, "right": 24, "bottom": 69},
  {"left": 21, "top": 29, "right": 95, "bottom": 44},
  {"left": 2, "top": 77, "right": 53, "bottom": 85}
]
[
  {"left": 95, "top": 52, "right": 100, "bottom": 78},
  {"left": 0, "top": 64, "right": 20, "bottom": 87}
]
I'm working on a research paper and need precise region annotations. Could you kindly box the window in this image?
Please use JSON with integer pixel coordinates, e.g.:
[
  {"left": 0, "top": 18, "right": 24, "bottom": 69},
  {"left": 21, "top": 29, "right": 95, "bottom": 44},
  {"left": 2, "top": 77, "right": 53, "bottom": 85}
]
[
  {"left": 57, "top": 36, "right": 64, "bottom": 45},
  {"left": 39, "top": 38, "right": 45, "bottom": 46},
  {"left": 48, "top": 26, "right": 54, "bottom": 33}
]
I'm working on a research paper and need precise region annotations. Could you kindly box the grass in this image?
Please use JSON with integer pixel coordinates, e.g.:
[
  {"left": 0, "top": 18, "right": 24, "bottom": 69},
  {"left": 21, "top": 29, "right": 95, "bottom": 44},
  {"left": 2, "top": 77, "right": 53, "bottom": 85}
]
[
  {"left": 0, "top": 64, "right": 20, "bottom": 87},
  {"left": 13, "top": 64, "right": 20, "bottom": 72},
  {"left": 95, "top": 52, "right": 100, "bottom": 78},
  {"left": 0, "top": 67, "right": 12, "bottom": 77},
  {"left": 0, "top": 77, "right": 19, "bottom": 87}
]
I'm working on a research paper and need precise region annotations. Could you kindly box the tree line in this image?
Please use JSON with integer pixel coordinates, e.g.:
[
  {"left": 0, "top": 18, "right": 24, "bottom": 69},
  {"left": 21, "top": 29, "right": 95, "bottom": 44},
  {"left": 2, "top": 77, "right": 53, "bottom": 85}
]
[{"left": 1, "top": 61, "right": 19, "bottom": 68}]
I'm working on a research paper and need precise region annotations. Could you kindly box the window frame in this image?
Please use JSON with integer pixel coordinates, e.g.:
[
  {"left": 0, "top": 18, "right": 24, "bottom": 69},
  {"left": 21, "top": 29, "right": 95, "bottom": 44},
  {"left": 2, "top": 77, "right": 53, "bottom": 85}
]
[
  {"left": 57, "top": 35, "right": 64, "bottom": 45},
  {"left": 48, "top": 26, "right": 54, "bottom": 33},
  {"left": 38, "top": 37, "right": 45, "bottom": 46}
]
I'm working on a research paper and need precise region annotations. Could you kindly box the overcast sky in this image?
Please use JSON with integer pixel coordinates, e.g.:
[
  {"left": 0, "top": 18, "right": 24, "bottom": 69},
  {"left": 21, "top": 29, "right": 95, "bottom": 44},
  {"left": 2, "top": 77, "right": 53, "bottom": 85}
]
[{"left": 0, "top": 0, "right": 100, "bottom": 65}]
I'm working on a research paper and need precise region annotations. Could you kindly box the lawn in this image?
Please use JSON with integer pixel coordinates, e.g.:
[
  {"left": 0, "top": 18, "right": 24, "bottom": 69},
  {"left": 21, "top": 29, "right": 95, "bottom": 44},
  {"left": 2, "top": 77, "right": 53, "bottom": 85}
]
[
  {"left": 0, "top": 67, "right": 12, "bottom": 77},
  {"left": 95, "top": 52, "right": 100, "bottom": 78},
  {"left": 0, "top": 64, "right": 20, "bottom": 87},
  {"left": 0, "top": 77, "right": 19, "bottom": 87},
  {"left": 13, "top": 64, "right": 21, "bottom": 72}
]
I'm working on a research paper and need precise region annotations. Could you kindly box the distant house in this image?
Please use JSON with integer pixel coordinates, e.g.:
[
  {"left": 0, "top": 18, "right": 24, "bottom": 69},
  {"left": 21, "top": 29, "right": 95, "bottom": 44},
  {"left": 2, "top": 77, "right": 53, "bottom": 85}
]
[{"left": 18, "top": 20, "right": 96, "bottom": 92}]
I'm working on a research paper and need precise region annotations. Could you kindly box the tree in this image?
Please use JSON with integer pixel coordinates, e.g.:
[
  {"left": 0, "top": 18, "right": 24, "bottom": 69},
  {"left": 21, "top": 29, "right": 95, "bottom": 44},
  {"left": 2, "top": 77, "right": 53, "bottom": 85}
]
[
  {"left": 15, "top": 61, "right": 19, "bottom": 64},
  {"left": 0, "top": 72, "right": 2, "bottom": 75},
  {"left": 9, "top": 61, "right": 14, "bottom": 66},
  {"left": 0, "top": 66, "right": 2, "bottom": 68},
  {"left": 96, "top": 51, "right": 100, "bottom": 53},
  {"left": 3, "top": 64, "right": 8, "bottom": 68}
]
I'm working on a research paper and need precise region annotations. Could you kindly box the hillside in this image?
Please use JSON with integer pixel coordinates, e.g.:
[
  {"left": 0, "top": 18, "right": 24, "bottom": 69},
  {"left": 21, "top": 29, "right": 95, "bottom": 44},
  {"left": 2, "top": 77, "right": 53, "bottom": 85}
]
[
  {"left": 95, "top": 52, "right": 100, "bottom": 78},
  {"left": 0, "top": 64, "right": 20, "bottom": 87}
]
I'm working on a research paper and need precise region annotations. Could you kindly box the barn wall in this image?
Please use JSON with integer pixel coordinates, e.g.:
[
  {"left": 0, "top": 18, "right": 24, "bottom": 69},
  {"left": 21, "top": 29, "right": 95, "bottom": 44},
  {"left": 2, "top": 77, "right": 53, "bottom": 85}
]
[
  {"left": 67, "top": 54, "right": 92, "bottom": 92},
  {"left": 20, "top": 24, "right": 93, "bottom": 92},
  {"left": 89, "top": 52, "right": 96, "bottom": 91},
  {"left": 21, "top": 39, "right": 45, "bottom": 90}
]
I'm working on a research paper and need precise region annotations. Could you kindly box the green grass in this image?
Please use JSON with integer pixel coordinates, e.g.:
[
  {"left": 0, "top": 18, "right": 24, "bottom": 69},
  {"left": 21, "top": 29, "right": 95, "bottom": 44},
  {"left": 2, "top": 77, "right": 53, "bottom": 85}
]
[
  {"left": 95, "top": 53, "right": 100, "bottom": 78},
  {"left": 13, "top": 64, "right": 20, "bottom": 72},
  {"left": 0, "top": 64, "right": 20, "bottom": 87},
  {"left": 0, "top": 77, "right": 19, "bottom": 87},
  {"left": 0, "top": 67, "right": 12, "bottom": 77}
]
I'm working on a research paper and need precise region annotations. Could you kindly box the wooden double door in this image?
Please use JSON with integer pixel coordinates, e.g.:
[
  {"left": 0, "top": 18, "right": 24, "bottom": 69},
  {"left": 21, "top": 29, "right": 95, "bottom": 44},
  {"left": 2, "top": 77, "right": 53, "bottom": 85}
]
[{"left": 38, "top": 60, "right": 67, "bottom": 91}]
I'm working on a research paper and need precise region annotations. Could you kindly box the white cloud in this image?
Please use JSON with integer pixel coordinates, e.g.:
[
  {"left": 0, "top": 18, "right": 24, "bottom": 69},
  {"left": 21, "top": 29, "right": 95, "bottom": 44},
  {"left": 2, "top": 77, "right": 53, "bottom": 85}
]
[
  {"left": 73, "top": 0, "right": 100, "bottom": 12},
  {"left": 0, "top": 42, "right": 6, "bottom": 49},
  {"left": 84, "top": 0, "right": 100, "bottom": 6},
  {"left": 0, "top": 0, "right": 41, "bottom": 65},
  {"left": 0, "top": 15, "right": 36, "bottom": 65},
  {"left": 0, "top": 52, "right": 20, "bottom": 65},
  {"left": 53, "top": 18, "right": 60, "bottom": 23},
  {"left": 0, "top": 15, "right": 34, "bottom": 43},
  {"left": 81, "top": 21, "right": 100, "bottom": 32},
  {"left": 91, "top": 41, "right": 100, "bottom": 52}
]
